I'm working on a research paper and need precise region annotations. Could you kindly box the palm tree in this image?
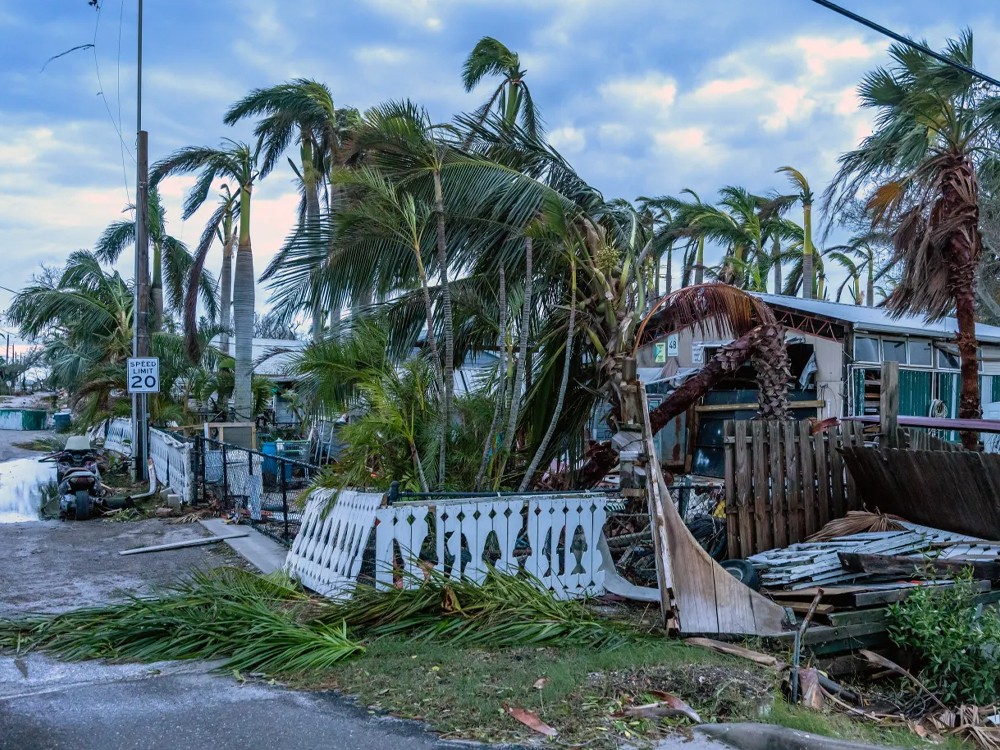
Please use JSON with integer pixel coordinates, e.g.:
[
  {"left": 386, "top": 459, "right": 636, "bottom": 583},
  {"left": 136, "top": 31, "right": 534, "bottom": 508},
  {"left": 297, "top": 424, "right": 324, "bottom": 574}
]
[
  {"left": 826, "top": 30, "right": 1000, "bottom": 448},
  {"left": 94, "top": 187, "right": 216, "bottom": 331},
  {"left": 462, "top": 37, "right": 541, "bottom": 137},
  {"left": 353, "top": 100, "right": 459, "bottom": 479},
  {"left": 224, "top": 80, "right": 361, "bottom": 342},
  {"left": 151, "top": 140, "right": 264, "bottom": 420},
  {"left": 777, "top": 166, "right": 815, "bottom": 299},
  {"left": 180, "top": 184, "right": 239, "bottom": 359}
]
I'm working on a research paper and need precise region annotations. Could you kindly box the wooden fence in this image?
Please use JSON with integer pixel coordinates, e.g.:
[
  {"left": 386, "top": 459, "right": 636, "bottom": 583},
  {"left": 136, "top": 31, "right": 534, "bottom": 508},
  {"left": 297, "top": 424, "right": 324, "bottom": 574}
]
[{"left": 723, "top": 420, "right": 867, "bottom": 559}]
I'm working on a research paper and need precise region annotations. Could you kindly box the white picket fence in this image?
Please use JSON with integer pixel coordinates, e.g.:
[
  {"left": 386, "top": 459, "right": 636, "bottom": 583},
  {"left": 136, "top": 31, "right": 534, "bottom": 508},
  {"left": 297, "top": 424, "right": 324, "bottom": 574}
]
[
  {"left": 285, "top": 490, "right": 610, "bottom": 600},
  {"left": 285, "top": 488, "right": 381, "bottom": 598},
  {"left": 149, "top": 428, "right": 195, "bottom": 504},
  {"left": 89, "top": 417, "right": 133, "bottom": 457}
]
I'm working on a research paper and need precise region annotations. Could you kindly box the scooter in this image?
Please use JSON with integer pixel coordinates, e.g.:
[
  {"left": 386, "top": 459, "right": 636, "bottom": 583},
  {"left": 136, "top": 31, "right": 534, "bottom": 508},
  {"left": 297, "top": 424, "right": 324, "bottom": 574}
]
[{"left": 39, "top": 436, "right": 106, "bottom": 520}]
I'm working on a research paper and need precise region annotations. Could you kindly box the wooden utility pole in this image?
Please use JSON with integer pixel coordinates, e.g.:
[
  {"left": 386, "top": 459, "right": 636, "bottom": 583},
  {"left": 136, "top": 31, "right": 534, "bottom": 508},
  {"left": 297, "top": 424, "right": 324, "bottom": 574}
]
[{"left": 132, "top": 0, "right": 149, "bottom": 481}]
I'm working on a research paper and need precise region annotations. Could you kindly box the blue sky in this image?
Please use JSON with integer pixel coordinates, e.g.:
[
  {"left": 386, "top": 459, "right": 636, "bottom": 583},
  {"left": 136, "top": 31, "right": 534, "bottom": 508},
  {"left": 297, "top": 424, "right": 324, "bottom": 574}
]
[{"left": 3, "top": 0, "right": 1000, "bottom": 343}]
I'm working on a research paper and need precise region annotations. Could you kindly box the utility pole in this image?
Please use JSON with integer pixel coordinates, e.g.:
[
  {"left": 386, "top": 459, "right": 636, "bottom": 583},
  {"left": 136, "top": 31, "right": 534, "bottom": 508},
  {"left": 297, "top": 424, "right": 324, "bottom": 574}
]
[{"left": 132, "top": 0, "right": 150, "bottom": 481}]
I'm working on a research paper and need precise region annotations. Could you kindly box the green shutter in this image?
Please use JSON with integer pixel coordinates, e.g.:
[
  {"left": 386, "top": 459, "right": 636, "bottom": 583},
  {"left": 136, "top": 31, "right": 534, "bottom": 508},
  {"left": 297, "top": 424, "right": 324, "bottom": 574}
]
[{"left": 899, "top": 369, "right": 932, "bottom": 417}]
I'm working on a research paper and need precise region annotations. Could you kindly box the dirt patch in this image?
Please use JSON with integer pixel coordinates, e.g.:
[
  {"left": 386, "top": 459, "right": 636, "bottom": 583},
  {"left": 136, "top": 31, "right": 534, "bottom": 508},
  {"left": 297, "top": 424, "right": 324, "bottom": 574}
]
[{"left": 0, "top": 518, "right": 246, "bottom": 618}]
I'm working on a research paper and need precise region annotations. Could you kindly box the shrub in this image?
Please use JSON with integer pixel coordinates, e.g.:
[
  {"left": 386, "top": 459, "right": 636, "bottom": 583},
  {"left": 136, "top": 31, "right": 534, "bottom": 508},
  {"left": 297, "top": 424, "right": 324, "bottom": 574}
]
[{"left": 887, "top": 570, "right": 1000, "bottom": 705}]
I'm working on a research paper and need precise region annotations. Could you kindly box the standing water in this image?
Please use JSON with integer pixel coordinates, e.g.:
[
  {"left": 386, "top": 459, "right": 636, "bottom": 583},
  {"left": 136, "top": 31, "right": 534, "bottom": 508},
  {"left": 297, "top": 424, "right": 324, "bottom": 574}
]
[{"left": 0, "top": 458, "right": 57, "bottom": 522}]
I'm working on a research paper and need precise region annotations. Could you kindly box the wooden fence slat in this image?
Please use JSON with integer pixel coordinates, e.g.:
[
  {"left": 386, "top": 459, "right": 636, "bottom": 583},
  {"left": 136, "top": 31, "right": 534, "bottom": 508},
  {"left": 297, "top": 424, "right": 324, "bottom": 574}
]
[
  {"left": 768, "top": 421, "right": 787, "bottom": 549},
  {"left": 844, "top": 422, "right": 861, "bottom": 511},
  {"left": 829, "top": 427, "right": 846, "bottom": 520},
  {"left": 798, "top": 420, "right": 816, "bottom": 540},
  {"left": 751, "top": 421, "right": 772, "bottom": 552},
  {"left": 723, "top": 421, "right": 740, "bottom": 560},
  {"left": 734, "top": 420, "right": 754, "bottom": 558},
  {"left": 784, "top": 421, "right": 802, "bottom": 544},
  {"left": 814, "top": 430, "right": 830, "bottom": 528}
]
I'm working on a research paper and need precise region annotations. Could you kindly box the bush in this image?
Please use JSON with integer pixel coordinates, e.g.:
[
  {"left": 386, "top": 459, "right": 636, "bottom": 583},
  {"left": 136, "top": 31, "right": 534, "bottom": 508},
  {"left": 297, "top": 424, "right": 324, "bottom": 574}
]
[{"left": 887, "top": 571, "right": 1000, "bottom": 705}]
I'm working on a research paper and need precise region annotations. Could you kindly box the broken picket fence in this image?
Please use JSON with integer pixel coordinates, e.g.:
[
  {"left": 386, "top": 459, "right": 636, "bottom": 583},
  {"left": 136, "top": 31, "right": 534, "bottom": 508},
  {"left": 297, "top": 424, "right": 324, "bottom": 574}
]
[{"left": 285, "top": 488, "right": 611, "bottom": 600}]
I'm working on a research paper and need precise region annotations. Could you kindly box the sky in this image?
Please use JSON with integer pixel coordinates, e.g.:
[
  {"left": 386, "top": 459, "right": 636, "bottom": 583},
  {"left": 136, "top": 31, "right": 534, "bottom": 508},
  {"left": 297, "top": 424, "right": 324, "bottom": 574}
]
[{"left": 3, "top": 0, "right": 1000, "bottom": 347}]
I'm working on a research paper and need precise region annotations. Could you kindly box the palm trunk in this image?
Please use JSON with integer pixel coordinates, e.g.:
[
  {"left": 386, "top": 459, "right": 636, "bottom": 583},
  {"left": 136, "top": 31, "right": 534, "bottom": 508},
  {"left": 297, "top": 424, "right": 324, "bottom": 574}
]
[
  {"left": 664, "top": 244, "right": 673, "bottom": 295},
  {"left": 432, "top": 168, "right": 454, "bottom": 486},
  {"left": 151, "top": 239, "right": 163, "bottom": 332},
  {"left": 866, "top": 249, "right": 874, "bottom": 307},
  {"left": 854, "top": 275, "right": 861, "bottom": 305},
  {"left": 773, "top": 238, "right": 782, "bottom": 294},
  {"left": 694, "top": 237, "right": 705, "bottom": 285},
  {"left": 576, "top": 329, "right": 757, "bottom": 487},
  {"left": 802, "top": 199, "right": 814, "bottom": 299},
  {"left": 476, "top": 266, "right": 507, "bottom": 490},
  {"left": 519, "top": 260, "right": 576, "bottom": 491},
  {"left": 219, "top": 223, "right": 235, "bottom": 356},
  {"left": 232, "top": 185, "right": 254, "bottom": 420},
  {"left": 300, "top": 136, "right": 327, "bottom": 345},
  {"left": 497, "top": 237, "right": 532, "bottom": 485}
]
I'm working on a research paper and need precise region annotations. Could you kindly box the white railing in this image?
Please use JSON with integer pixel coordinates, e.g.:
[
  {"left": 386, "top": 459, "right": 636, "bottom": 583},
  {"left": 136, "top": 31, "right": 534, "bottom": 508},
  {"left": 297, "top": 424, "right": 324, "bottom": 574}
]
[
  {"left": 285, "top": 488, "right": 381, "bottom": 598},
  {"left": 286, "top": 490, "right": 610, "bottom": 601},
  {"left": 375, "top": 493, "right": 609, "bottom": 599},
  {"left": 149, "top": 428, "right": 194, "bottom": 504},
  {"left": 89, "top": 417, "right": 133, "bottom": 457}
]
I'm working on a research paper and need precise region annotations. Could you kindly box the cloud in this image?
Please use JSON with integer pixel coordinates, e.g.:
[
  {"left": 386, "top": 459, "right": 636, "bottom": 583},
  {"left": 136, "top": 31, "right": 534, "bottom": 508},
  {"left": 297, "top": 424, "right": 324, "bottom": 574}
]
[
  {"left": 547, "top": 125, "right": 585, "bottom": 154},
  {"left": 599, "top": 73, "right": 678, "bottom": 118}
]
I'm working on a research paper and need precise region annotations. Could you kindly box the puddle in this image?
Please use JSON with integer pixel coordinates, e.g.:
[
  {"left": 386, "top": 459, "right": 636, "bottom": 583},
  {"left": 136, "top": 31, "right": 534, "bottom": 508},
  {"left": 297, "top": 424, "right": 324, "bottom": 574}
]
[{"left": 0, "top": 458, "right": 57, "bottom": 523}]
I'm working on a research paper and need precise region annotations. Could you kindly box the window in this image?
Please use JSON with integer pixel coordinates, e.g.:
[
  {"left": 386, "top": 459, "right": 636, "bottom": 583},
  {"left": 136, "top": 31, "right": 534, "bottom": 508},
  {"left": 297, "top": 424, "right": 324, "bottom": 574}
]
[
  {"left": 937, "top": 348, "right": 960, "bottom": 369},
  {"left": 883, "top": 339, "right": 907, "bottom": 363},
  {"left": 854, "top": 336, "right": 879, "bottom": 362},
  {"left": 908, "top": 339, "right": 932, "bottom": 367}
]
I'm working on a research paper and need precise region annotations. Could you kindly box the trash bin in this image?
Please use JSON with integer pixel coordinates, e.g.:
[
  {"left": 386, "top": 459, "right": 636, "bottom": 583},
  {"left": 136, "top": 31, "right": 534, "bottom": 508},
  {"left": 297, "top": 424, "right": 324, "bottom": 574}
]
[
  {"left": 261, "top": 441, "right": 292, "bottom": 483},
  {"left": 53, "top": 412, "right": 72, "bottom": 432}
]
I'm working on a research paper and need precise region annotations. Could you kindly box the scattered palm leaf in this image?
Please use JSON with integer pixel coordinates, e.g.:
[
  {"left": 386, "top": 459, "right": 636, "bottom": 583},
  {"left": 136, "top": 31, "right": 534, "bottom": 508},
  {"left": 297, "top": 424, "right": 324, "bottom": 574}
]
[
  {"left": 504, "top": 704, "right": 558, "bottom": 737},
  {"left": 168, "top": 510, "right": 214, "bottom": 524},
  {"left": 859, "top": 649, "right": 949, "bottom": 712},
  {"left": 325, "top": 566, "right": 632, "bottom": 650},
  {"left": 0, "top": 567, "right": 362, "bottom": 675},
  {"left": 807, "top": 511, "right": 906, "bottom": 542}
]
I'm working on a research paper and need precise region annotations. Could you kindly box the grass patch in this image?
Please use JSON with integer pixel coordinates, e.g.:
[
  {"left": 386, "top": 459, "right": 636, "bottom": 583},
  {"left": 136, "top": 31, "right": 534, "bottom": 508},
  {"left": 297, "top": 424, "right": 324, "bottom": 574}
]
[{"left": 295, "top": 637, "right": 756, "bottom": 747}]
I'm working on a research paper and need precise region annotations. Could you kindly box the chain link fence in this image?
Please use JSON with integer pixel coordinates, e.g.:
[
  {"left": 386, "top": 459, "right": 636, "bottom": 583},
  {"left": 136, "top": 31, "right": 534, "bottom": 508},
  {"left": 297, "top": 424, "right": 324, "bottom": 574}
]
[{"left": 192, "top": 435, "right": 320, "bottom": 546}]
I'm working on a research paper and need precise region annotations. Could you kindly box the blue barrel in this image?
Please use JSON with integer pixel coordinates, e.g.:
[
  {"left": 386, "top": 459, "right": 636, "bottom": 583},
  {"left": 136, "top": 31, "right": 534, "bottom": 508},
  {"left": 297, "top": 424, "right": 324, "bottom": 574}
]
[
  {"left": 53, "top": 412, "right": 72, "bottom": 431},
  {"left": 261, "top": 442, "right": 293, "bottom": 482}
]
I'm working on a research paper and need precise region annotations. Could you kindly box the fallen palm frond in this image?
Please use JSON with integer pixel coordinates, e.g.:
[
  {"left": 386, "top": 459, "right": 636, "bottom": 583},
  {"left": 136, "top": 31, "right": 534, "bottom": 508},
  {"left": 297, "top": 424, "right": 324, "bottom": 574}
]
[
  {"left": 0, "top": 567, "right": 363, "bottom": 673},
  {"left": 807, "top": 510, "right": 906, "bottom": 542},
  {"left": 325, "top": 566, "right": 632, "bottom": 650}
]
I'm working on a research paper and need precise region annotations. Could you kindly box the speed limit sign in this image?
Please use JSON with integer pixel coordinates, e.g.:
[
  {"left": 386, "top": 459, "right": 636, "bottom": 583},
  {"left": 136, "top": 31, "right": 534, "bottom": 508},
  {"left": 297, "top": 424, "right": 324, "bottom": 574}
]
[{"left": 127, "top": 357, "right": 160, "bottom": 393}]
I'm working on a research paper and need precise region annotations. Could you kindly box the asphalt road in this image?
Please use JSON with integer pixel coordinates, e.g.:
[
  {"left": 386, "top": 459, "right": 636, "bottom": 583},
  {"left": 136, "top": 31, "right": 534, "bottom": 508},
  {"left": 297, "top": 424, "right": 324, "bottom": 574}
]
[{"left": 0, "top": 655, "right": 478, "bottom": 750}]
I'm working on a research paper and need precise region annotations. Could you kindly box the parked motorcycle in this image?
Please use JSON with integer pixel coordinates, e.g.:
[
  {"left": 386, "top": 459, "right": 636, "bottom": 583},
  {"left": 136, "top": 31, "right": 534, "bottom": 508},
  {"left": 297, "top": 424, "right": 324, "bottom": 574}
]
[{"left": 39, "top": 436, "right": 106, "bottom": 520}]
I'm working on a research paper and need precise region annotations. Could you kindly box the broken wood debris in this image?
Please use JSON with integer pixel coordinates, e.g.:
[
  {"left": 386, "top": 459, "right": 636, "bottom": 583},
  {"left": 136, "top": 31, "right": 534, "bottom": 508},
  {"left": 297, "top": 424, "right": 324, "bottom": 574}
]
[{"left": 118, "top": 533, "right": 250, "bottom": 555}]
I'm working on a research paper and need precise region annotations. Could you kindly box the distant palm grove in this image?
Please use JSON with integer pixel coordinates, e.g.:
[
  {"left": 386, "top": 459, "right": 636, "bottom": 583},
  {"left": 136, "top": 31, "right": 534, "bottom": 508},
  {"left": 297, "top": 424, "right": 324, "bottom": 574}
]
[{"left": 11, "top": 29, "right": 1000, "bottom": 479}]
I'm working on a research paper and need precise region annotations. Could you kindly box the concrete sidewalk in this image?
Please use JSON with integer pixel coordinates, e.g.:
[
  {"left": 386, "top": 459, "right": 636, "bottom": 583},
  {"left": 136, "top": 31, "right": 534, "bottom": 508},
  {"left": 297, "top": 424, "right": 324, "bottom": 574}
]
[{"left": 198, "top": 518, "right": 287, "bottom": 575}]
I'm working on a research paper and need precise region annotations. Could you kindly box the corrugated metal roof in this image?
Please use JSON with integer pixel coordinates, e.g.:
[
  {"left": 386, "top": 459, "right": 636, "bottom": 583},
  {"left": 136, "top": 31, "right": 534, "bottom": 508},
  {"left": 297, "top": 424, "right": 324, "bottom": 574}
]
[{"left": 756, "top": 293, "right": 1000, "bottom": 344}]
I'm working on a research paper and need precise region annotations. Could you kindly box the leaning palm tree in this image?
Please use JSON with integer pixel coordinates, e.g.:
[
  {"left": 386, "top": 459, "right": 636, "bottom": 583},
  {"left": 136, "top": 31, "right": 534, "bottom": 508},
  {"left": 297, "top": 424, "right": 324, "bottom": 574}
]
[
  {"left": 151, "top": 140, "right": 264, "bottom": 420},
  {"left": 826, "top": 30, "right": 1000, "bottom": 448},
  {"left": 462, "top": 36, "right": 542, "bottom": 138},
  {"left": 94, "top": 187, "right": 216, "bottom": 331}
]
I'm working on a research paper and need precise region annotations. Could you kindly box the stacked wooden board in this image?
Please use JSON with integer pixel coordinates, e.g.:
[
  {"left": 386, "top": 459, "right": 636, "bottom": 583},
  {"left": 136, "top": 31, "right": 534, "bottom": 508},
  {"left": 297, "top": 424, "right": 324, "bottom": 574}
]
[{"left": 749, "top": 524, "right": 1000, "bottom": 655}]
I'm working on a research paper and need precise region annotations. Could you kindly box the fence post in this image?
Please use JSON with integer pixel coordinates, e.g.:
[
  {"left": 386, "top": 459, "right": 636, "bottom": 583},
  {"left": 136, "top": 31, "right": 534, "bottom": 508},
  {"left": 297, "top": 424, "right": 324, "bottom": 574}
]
[
  {"left": 280, "top": 455, "right": 289, "bottom": 542},
  {"left": 221, "top": 441, "right": 229, "bottom": 510},
  {"left": 881, "top": 361, "right": 900, "bottom": 448}
]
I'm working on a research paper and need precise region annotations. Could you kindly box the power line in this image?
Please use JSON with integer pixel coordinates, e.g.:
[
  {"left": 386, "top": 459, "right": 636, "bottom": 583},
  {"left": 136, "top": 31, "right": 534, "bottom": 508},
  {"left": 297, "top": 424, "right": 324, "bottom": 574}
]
[
  {"left": 89, "top": 0, "right": 135, "bottom": 209},
  {"left": 808, "top": 0, "right": 1000, "bottom": 89}
]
